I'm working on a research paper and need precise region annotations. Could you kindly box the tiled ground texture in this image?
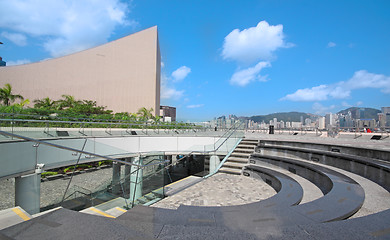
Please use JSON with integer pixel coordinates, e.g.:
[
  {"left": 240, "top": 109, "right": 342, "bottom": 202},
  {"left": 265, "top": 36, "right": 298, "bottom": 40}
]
[{"left": 152, "top": 173, "right": 276, "bottom": 209}]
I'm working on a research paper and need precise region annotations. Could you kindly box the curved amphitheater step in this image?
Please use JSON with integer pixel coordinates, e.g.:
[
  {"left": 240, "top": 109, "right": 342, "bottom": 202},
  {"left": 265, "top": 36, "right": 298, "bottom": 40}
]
[
  {"left": 248, "top": 161, "right": 323, "bottom": 204},
  {"left": 219, "top": 139, "right": 258, "bottom": 175},
  {"left": 250, "top": 154, "right": 366, "bottom": 222},
  {"left": 255, "top": 145, "right": 390, "bottom": 218},
  {"left": 258, "top": 152, "right": 390, "bottom": 218}
]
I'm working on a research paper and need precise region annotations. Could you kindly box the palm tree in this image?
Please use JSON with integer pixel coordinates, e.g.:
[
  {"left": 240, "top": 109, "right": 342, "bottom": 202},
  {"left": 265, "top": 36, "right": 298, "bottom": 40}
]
[
  {"left": 33, "top": 97, "right": 56, "bottom": 109},
  {"left": 137, "top": 107, "right": 154, "bottom": 121},
  {"left": 56, "top": 95, "right": 82, "bottom": 109},
  {"left": 13, "top": 99, "right": 30, "bottom": 108},
  {"left": 0, "top": 83, "right": 24, "bottom": 106}
]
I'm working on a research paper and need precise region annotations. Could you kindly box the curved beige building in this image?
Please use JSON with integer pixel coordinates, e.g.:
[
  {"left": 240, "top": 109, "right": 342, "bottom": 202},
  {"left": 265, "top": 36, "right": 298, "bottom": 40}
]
[{"left": 0, "top": 26, "right": 161, "bottom": 115}]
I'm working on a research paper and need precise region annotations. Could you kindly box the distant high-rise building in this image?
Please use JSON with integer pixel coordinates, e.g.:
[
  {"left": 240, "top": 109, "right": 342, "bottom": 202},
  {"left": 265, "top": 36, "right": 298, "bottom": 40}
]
[
  {"left": 0, "top": 57, "right": 6, "bottom": 67},
  {"left": 356, "top": 108, "right": 365, "bottom": 119},
  {"left": 378, "top": 113, "right": 386, "bottom": 127},
  {"left": 160, "top": 106, "right": 176, "bottom": 122},
  {"left": 325, "top": 114, "right": 335, "bottom": 128},
  {"left": 280, "top": 120, "right": 285, "bottom": 129},
  {"left": 318, "top": 117, "right": 326, "bottom": 129},
  {"left": 304, "top": 118, "right": 311, "bottom": 126},
  {"left": 382, "top": 107, "right": 390, "bottom": 114}
]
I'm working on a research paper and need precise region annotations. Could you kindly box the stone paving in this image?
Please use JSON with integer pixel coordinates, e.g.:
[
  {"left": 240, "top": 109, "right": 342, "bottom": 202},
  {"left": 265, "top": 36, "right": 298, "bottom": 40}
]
[{"left": 152, "top": 173, "right": 277, "bottom": 209}]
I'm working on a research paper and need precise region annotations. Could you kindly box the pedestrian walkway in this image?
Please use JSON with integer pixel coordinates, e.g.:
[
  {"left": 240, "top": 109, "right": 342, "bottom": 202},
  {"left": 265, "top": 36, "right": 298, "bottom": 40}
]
[{"left": 152, "top": 173, "right": 277, "bottom": 209}]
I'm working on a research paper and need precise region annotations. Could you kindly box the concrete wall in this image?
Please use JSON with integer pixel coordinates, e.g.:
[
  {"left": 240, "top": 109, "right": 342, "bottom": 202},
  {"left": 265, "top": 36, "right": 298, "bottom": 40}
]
[
  {"left": 0, "top": 27, "right": 160, "bottom": 115},
  {"left": 0, "top": 135, "right": 240, "bottom": 179}
]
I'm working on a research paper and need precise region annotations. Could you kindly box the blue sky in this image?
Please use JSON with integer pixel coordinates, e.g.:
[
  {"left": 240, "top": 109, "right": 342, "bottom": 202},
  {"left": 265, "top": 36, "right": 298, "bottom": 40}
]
[{"left": 0, "top": 0, "right": 389, "bottom": 121}]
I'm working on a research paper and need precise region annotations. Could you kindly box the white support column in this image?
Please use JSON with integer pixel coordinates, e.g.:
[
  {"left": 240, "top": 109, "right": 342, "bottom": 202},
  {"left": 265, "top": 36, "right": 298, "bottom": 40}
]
[
  {"left": 111, "top": 162, "right": 121, "bottom": 195},
  {"left": 130, "top": 157, "right": 143, "bottom": 204},
  {"left": 209, "top": 154, "right": 220, "bottom": 173},
  {"left": 15, "top": 164, "right": 44, "bottom": 215},
  {"left": 124, "top": 158, "right": 131, "bottom": 198}
]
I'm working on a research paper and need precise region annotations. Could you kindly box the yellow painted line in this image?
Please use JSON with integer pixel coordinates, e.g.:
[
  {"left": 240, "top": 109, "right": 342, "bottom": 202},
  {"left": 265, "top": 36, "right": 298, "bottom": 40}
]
[
  {"left": 12, "top": 207, "right": 30, "bottom": 221},
  {"left": 165, "top": 176, "right": 195, "bottom": 187},
  {"left": 95, "top": 197, "right": 123, "bottom": 208},
  {"left": 115, "top": 207, "right": 127, "bottom": 213},
  {"left": 89, "top": 207, "right": 115, "bottom": 218}
]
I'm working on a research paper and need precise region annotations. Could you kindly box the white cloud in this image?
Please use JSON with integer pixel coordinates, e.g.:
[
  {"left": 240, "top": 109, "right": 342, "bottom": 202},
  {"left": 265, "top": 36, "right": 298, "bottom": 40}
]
[
  {"left": 6, "top": 59, "right": 31, "bottom": 66},
  {"left": 346, "top": 70, "right": 390, "bottom": 93},
  {"left": 171, "top": 66, "right": 191, "bottom": 82},
  {"left": 161, "top": 85, "right": 184, "bottom": 100},
  {"left": 230, "top": 61, "right": 271, "bottom": 87},
  {"left": 221, "top": 21, "right": 292, "bottom": 63},
  {"left": 1, "top": 32, "right": 27, "bottom": 46},
  {"left": 327, "top": 42, "right": 336, "bottom": 48},
  {"left": 187, "top": 104, "right": 204, "bottom": 109},
  {"left": 0, "top": 0, "right": 135, "bottom": 57},
  {"left": 160, "top": 73, "right": 184, "bottom": 100},
  {"left": 312, "top": 102, "right": 336, "bottom": 115},
  {"left": 281, "top": 70, "right": 390, "bottom": 101},
  {"left": 356, "top": 101, "right": 363, "bottom": 106},
  {"left": 281, "top": 85, "right": 330, "bottom": 101}
]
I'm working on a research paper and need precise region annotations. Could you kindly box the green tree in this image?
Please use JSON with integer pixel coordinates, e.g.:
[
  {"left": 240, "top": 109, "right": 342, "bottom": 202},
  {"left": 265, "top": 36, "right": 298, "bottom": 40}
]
[
  {"left": 0, "top": 83, "right": 24, "bottom": 106},
  {"left": 33, "top": 97, "right": 56, "bottom": 109},
  {"left": 137, "top": 107, "right": 154, "bottom": 121},
  {"left": 13, "top": 99, "right": 30, "bottom": 108},
  {"left": 56, "top": 95, "right": 82, "bottom": 110}
]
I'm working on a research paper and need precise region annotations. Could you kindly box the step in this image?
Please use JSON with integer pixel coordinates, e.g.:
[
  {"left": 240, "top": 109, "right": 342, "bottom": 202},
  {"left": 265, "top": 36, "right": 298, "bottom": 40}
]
[
  {"left": 240, "top": 139, "right": 258, "bottom": 144},
  {"left": 218, "top": 167, "right": 242, "bottom": 175},
  {"left": 32, "top": 207, "right": 63, "bottom": 218},
  {"left": 164, "top": 176, "right": 203, "bottom": 196},
  {"left": 236, "top": 144, "right": 257, "bottom": 149},
  {"left": 230, "top": 152, "right": 250, "bottom": 157},
  {"left": 234, "top": 148, "right": 254, "bottom": 153},
  {"left": 93, "top": 197, "right": 127, "bottom": 212},
  {"left": 0, "top": 207, "right": 32, "bottom": 230},
  {"left": 105, "top": 207, "right": 127, "bottom": 218},
  {"left": 80, "top": 207, "right": 116, "bottom": 218},
  {"left": 223, "top": 162, "right": 246, "bottom": 169},
  {"left": 227, "top": 157, "right": 248, "bottom": 163}
]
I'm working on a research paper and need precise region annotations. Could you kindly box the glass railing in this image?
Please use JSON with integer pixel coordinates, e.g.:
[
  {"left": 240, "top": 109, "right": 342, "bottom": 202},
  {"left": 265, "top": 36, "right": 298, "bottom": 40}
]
[
  {"left": 0, "top": 122, "right": 243, "bottom": 213},
  {"left": 0, "top": 113, "right": 208, "bottom": 140}
]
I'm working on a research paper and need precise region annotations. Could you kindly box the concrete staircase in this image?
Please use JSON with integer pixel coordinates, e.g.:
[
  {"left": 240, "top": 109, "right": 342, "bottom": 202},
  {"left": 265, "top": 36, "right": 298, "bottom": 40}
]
[{"left": 218, "top": 139, "right": 258, "bottom": 175}]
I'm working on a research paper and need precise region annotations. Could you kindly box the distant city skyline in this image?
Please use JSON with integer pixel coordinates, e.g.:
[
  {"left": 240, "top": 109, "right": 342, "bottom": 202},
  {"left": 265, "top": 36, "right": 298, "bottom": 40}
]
[
  {"left": 0, "top": 0, "right": 389, "bottom": 122},
  {"left": 210, "top": 106, "right": 390, "bottom": 131}
]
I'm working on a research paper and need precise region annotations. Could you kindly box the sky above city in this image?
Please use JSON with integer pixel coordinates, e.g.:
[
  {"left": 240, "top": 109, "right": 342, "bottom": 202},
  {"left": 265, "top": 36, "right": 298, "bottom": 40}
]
[{"left": 0, "top": 0, "right": 389, "bottom": 121}]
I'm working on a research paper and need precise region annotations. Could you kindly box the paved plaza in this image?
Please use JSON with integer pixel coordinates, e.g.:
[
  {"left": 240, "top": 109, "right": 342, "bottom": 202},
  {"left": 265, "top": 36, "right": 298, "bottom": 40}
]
[{"left": 153, "top": 173, "right": 276, "bottom": 209}]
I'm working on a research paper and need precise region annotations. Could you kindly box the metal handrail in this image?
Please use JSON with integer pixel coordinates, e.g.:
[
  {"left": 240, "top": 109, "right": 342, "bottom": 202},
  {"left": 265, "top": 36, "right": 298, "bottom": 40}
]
[
  {"left": 0, "top": 117, "right": 203, "bottom": 130},
  {"left": 0, "top": 121, "right": 243, "bottom": 170},
  {"left": 140, "top": 121, "right": 244, "bottom": 184},
  {"left": 0, "top": 130, "right": 142, "bottom": 168}
]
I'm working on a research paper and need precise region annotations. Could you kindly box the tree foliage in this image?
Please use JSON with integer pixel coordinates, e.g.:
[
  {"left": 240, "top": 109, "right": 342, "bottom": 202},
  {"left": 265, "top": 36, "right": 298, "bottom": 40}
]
[{"left": 0, "top": 83, "right": 24, "bottom": 106}]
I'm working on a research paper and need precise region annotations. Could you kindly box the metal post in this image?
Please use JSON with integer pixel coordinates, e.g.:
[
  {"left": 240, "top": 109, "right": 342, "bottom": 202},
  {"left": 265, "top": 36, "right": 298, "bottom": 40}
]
[
  {"left": 124, "top": 158, "right": 131, "bottom": 198},
  {"left": 112, "top": 162, "right": 121, "bottom": 195},
  {"left": 15, "top": 164, "right": 44, "bottom": 215},
  {"left": 130, "top": 156, "right": 143, "bottom": 206},
  {"left": 209, "top": 154, "right": 220, "bottom": 173}
]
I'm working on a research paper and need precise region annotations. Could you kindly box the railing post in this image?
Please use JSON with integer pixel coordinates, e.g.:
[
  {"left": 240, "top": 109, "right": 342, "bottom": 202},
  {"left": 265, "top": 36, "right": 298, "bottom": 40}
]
[
  {"left": 15, "top": 164, "right": 44, "bottom": 215},
  {"left": 111, "top": 161, "right": 121, "bottom": 195},
  {"left": 130, "top": 156, "right": 143, "bottom": 206}
]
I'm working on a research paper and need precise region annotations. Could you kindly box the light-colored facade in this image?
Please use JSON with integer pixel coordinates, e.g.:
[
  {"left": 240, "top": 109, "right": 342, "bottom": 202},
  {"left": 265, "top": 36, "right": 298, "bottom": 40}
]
[{"left": 0, "top": 27, "right": 161, "bottom": 116}]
